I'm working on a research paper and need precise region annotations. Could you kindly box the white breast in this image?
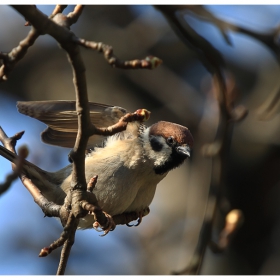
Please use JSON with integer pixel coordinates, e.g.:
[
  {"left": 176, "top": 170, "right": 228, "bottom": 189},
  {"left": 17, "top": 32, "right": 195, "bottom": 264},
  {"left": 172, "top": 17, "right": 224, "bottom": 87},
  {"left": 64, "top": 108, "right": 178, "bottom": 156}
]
[{"left": 60, "top": 131, "right": 166, "bottom": 229}]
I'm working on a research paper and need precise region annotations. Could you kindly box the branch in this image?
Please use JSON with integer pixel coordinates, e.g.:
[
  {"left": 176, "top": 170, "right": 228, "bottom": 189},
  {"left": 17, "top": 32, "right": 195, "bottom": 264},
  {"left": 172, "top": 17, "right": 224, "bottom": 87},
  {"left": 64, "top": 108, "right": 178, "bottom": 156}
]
[
  {"left": 0, "top": 5, "right": 86, "bottom": 82},
  {"left": 5, "top": 5, "right": 161, "bottom": 274},
  {"left": 152, "top": 11, "right": 247, "bottom": 273},
  {"left": 163, "top": 5, "right": 280, "bottom": 120},
  {"left": 8, "top": 5, "right": 161, "bottom": 82},
  {"left": 0, "top": 144, "right": 26, "bottom": 196},
  {"left": 0, "top": 127, "right": 62, "bottom": 218},
  {"left": 209, "top": 209, "right": 244, "bottom": 253},
  {"left": 0, "top": 27, "right": 39, "bottom": 81},
  {"left": 66, "top": 5, "right": 84, "bottom": 25},
  {"left": 93, "top": 108, "right": 150, "bottom": 136},
  {"left": 50, "top": 5, "right": 68, "bottom": 18},
  {"left": 155, "top": 6, "right": 224, "bottom": 73},
  {"left": 76, "top": 38, "right": 162, "bottom": 69}
]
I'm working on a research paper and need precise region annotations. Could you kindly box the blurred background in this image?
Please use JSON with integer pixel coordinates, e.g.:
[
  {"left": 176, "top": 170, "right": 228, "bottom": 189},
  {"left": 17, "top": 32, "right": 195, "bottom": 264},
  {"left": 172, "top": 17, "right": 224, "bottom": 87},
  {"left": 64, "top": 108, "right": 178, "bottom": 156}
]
[{"left": 1, "top": 5, "right": 280, "bottom": 275}]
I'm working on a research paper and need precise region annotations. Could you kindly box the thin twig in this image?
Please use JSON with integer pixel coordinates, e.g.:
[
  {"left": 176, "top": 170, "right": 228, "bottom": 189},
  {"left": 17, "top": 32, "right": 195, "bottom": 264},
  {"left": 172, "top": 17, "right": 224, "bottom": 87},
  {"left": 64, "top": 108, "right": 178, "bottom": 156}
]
[
  {"left": 67, "top": 5, "right": 84, "bottom": 25},
  {"left": 0, "top": 27, "right": 39, "bottom": 81},
  {"left": 0, "top": 127, "right": 62, "bottom": 218},
  {"left": 50, "top": 5, "right": 68, "bottom": 18},
  {"left": 39, "top": 212, "right": 78, "bottom": 259},
  {"left": 76, "top": 38, "right": 162, "bottom": 70},
  {"left": 93, "top": 109, "right": 150, "bottom": 136},
  {"left": 0, "top": 145, "right": 26, "bottom": 196},
  {"left": 2, "top": 5, "right": 84, "bottom": 82}
]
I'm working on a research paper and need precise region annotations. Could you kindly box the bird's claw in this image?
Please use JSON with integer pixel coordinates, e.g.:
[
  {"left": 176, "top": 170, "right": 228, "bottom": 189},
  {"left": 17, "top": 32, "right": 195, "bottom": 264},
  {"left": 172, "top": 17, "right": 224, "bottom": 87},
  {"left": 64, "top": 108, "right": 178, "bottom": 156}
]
[
  {"left": 126, "top": 208, "right": 149, "bottom": 227},
  {"left": 93, "top": 211, "right": 116, "bottom": 236},
  {"left": 126, "top": 218, "right": 141, "bottom": 227}
]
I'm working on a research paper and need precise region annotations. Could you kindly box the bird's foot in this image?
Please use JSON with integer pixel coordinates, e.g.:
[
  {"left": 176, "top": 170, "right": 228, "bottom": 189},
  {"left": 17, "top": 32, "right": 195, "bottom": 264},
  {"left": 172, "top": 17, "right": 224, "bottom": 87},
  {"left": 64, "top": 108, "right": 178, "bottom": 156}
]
[
  {"left": 126, "top": 207, "right": 150, "bottom": 227},
  {"left": 93, "top": 211, "right": 116, "bottom": 236}
]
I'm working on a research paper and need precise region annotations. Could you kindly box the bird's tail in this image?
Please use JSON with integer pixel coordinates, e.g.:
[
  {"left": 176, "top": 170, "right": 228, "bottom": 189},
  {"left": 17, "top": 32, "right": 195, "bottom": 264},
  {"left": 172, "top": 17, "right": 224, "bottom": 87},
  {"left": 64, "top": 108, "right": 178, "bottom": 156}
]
[{"left": 0, "top": 145, "right": 67, "bottom": 204}]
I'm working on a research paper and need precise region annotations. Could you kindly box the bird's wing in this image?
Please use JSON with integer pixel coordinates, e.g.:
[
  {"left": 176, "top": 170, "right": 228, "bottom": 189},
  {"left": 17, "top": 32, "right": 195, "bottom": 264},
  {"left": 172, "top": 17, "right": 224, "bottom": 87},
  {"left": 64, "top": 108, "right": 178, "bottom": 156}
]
[{"left": 17, "top": 100, "right": 127, "bottom": 148}]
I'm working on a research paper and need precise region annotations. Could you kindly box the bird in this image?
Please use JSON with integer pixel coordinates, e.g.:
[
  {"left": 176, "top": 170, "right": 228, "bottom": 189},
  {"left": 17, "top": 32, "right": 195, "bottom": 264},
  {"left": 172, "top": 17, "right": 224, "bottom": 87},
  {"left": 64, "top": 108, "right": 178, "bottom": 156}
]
[{"left": 0, "top": 100, "right": 194, "bottom": 229}]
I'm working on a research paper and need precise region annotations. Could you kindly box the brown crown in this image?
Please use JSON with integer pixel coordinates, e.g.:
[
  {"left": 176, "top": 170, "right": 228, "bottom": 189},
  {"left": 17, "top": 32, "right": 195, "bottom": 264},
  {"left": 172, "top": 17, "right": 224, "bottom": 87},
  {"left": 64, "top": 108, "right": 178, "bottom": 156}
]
[{"left": 149, "top": 121, "right": 194, "bottom": 147}]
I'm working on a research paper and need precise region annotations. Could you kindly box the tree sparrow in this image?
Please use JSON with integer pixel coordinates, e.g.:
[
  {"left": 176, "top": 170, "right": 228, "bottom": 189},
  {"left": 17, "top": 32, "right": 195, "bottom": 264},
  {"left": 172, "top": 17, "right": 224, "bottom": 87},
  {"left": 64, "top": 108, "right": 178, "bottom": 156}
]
[{"left": 0, "top": 101, "right": 193, "bottom": 229}]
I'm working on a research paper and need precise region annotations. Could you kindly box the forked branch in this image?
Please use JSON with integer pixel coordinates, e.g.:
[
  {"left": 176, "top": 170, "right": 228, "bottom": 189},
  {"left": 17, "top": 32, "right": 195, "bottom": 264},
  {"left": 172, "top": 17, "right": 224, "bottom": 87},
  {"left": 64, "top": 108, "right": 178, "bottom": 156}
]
[{"left": 0, "top": 5, "right": 161, "bottom": 275}]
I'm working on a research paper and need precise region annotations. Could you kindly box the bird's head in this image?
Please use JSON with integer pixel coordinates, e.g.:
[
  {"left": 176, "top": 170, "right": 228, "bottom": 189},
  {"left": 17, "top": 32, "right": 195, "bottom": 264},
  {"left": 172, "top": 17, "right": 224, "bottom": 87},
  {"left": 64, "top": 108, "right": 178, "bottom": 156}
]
[{"left": 141, "top": 121, "right": 194, "bottom": 175}]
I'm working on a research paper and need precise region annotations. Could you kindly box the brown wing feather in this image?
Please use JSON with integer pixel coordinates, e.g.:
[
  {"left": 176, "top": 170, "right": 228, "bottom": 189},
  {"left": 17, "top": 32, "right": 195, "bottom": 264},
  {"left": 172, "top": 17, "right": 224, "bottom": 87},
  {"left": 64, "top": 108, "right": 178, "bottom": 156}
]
[{"left": 17, "top": 100, "right": 127, "bottom": 148}]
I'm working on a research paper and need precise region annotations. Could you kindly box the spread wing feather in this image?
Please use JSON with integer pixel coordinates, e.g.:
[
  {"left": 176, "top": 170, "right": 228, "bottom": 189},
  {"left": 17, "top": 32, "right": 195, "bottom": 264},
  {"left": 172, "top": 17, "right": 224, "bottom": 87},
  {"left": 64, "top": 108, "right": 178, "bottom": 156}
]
[{"left": 17, "top": 100, "right": 127, "bottom": 148}]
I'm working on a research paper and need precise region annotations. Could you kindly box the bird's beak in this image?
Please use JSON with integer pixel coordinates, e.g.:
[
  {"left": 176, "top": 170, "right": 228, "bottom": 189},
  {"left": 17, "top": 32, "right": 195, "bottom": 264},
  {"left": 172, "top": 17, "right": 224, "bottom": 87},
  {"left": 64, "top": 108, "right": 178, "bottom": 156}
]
[{"left": 176, "top": 145, "right": 191, "bottom": 157}]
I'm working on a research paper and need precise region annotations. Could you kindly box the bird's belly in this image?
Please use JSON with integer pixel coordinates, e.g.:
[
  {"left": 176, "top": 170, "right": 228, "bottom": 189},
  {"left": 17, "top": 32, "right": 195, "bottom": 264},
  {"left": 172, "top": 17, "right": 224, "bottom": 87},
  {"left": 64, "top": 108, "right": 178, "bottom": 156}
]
[{"left": 84, "top": 156, "right": 143, "bottom": 216}]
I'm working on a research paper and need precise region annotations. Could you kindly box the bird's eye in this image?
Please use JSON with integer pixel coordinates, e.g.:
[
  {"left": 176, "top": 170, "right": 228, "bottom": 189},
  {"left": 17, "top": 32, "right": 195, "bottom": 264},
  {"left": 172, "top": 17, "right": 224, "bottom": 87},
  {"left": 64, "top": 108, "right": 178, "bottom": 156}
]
[{"left": 166, "top": 136, "right": 174, "bottom": 145}]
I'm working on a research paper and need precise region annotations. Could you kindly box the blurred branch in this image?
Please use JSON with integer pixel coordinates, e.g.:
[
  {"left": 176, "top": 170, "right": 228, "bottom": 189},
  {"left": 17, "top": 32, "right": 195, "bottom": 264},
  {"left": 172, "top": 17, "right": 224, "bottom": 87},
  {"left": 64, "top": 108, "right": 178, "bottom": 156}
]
[
  {"left": 164, "top": 5, "right": 280, "bottom": 120},
  {"left": 67, "top": 5, "right": 84, "bottom": 25},
  {"left": 0, "top": 140, "right": 27, "bottom": 196},
  {"left": 189, "top": 5, "right": 280, "bottom": 121},
  {"left": 210, "top": 209, "right": 244, "bottom": 253},
  {"left": 155, "top": 6, "right": 226, "bottom": 84},
  {"left": 172, "top": 77, "right": 235, "bottom": 275},
  {"left": 50, "top": 5, "right": 68, "bottom": 18},
  {"left": 155, "top": 7, "right": 249, "bottom": 271},
  {"left": 184, "top": 5, "right": 280, "bottom": 56},
  {"left": 0, "top": 168, "right": 19, "bottom": 196},
  {"left": 0, "top": 128, "right": 62, "bottom": 218},
  {"left": 197, "top": 76, "right": 245, "bottom": 274}
]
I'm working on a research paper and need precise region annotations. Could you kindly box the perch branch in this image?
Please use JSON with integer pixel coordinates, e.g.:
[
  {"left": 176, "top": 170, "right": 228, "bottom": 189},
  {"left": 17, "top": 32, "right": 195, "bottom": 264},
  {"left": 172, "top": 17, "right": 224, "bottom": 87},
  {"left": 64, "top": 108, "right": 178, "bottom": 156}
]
[
  {"left": 5, "top": 5, "right": 161, "bottom": 275},
  {"left": 57, "top": 214, "right": 79, "bottom": 275}
]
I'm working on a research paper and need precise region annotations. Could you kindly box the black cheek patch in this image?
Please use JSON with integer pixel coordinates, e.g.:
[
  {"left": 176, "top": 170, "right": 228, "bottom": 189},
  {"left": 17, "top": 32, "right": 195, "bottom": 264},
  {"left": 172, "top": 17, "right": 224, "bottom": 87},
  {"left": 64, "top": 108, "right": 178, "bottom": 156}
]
[
  {"left": 154, "top": 148, "right": 187, "bottom": 175},
  {"left": 150, "top": 136, "right": 163, "bottom": 152}
]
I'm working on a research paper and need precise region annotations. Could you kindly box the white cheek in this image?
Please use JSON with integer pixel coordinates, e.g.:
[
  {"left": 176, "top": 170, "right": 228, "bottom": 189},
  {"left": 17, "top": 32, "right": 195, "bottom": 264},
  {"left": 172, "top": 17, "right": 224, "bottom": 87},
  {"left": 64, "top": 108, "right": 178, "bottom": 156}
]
[
  {"left": 153, "top": 140, "right": 172, "bottom": 166},
  {"left": 142, "top": 128, "right": 172, "bottom": 167}
]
